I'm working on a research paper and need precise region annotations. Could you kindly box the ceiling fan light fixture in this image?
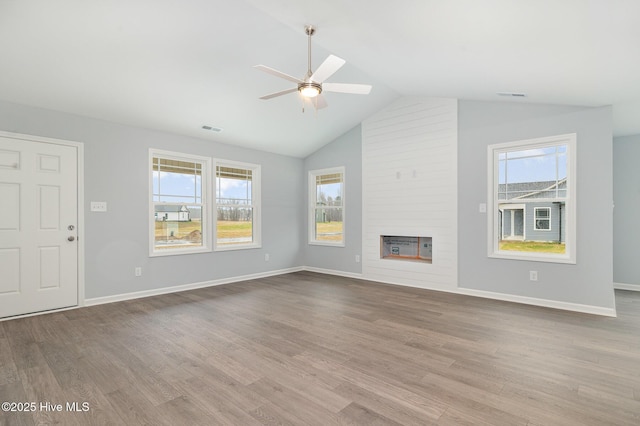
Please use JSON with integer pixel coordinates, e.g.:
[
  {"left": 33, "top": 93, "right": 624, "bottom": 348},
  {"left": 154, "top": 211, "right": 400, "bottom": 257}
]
[
  {"left": 255, "top": 24, "right": 370, "bottom": 110},
  {"left": 298, "top": 82, "right": 322, "bottom": 98}
]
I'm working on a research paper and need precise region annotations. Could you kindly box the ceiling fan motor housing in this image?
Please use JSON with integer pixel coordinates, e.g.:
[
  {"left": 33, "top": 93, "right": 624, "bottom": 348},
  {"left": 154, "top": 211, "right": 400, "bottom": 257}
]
[{"left": 298, "top": 81, "right": 322, "bottom": 97}]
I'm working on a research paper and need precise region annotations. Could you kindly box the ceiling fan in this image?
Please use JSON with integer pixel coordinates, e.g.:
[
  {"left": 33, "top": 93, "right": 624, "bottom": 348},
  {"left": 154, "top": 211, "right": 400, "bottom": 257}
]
[{"left": 254, "top": 25, "right": 372, "bottom": 110}]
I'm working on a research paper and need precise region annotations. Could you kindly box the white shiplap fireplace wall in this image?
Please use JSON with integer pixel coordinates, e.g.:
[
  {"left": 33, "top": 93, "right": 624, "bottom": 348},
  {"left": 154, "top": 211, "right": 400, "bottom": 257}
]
[{"left": 362, "top": 97, "right": 458, "bottom": 291}]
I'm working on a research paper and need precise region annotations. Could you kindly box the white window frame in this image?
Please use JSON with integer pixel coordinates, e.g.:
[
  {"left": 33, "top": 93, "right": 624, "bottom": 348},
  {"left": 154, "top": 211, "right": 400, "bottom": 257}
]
[
  {"left": 308, "top": 166, "right": 345, "bottom": 247},
  {"left": 534, "top": 207, "right": 551, "bottom": 231},
  {"left": 149, "top": 149, "right": 212, "bottom": 257},
  {"left": 214, "top": 159, "right": 261, "bottom": 251},
  {"left": 487, "top": 133, "right": 576, "bottom": 264}
]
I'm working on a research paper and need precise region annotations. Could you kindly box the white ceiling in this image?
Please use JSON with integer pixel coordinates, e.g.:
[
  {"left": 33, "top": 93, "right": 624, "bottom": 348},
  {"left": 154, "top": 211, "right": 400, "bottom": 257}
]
[{"left": 2, "top": 0, "right": 639, "bottom": 158}]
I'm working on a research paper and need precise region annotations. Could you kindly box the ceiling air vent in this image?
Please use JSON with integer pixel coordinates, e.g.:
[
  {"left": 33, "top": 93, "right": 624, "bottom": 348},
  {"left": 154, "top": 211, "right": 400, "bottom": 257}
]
[
  {"left": 202, "top": 125, "right": 223, "bottom": 132},
  {"left": 497, "top": 92, "right": 527, "bottom": 98}
]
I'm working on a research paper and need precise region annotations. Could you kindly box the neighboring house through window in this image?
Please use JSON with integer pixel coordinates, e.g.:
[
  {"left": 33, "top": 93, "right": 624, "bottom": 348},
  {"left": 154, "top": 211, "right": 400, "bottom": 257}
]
[
  {"left": 488, "top": 134, "right": 576, "bottom": 263},
  {"left": 309, "top": 167, "right": 345, "bottom": 246},
  {"left": 150, "top": 149, "right": 212, "bottom": 256}
]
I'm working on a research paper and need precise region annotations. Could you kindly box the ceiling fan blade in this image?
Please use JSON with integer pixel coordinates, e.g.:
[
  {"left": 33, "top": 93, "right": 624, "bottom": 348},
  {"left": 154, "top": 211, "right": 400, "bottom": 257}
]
[
  {"left": 323, "top": 83, "right": 372, "bottom": 95},
  {"left": 302, "top": 94, "right": 328, "bottom": 110},
  {"left": 310, "top": 54, "right": 346, "bottom": 83},
  {"left": 259, "top": 87, "right": 298, "bottom": 100},
  {"left": 254, "top": 65, "right": 303, "bottom": 84},
  {"left": 314, "top": 94, "right": 328, "bottom": 109}
]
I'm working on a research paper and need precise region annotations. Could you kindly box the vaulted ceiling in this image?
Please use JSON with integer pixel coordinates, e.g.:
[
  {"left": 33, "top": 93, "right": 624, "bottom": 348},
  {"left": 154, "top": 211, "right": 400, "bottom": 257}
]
[{"left": 1, "top": 0, "right": 638, "bottom": 157}]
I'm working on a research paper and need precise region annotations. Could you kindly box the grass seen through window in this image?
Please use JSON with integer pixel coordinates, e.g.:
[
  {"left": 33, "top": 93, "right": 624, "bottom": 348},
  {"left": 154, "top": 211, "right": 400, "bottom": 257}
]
[
  {"left": 155, "top": 220, "right": 255, "bottom": 248},
  {"left": 499, "top": 240, "right": 565, "bottom": 254},
  {"left": 315, "top": 221, "right": 343, "bottom": 242}
]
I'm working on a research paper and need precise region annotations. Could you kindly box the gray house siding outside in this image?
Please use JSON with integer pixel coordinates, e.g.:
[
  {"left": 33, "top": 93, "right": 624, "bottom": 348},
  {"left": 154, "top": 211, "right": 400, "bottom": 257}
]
[
  {"left": 525, "top": 202, "right": 564, "bottom": 243},
  {"left": 499, "top": 179, "right": 567, "bottom": 243}
]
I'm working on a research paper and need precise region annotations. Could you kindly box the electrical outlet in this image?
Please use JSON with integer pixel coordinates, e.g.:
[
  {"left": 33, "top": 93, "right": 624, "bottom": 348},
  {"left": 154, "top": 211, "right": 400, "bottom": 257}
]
[
  {"left": 355, "top": 255, "right": 360, "bottom": 263},
  {"left": 135, "top": 267, "right": 142, "bottom": 277},
  {"left": 529, "top": 271, "right": 538, "bottom": 281},
  {"left": 264, "top": 253, "right": 270, "bottom": 262}
]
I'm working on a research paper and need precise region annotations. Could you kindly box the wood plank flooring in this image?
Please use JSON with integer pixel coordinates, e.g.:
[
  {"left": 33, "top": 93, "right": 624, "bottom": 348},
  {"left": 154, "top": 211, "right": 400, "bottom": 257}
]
[{"left": 1, "top": 271, "right": 639, "bottom": 425}]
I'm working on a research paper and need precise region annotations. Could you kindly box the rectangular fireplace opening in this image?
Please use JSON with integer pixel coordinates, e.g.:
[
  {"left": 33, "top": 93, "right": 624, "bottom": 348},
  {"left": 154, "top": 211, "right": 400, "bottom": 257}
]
[{"left": 380, "top": 235, "right": 432, "bottom": 263}]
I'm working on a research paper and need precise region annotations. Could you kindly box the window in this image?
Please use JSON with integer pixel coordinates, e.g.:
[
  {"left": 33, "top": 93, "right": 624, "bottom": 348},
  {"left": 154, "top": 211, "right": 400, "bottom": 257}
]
[
  {"left": 215, "top": 160, "right": 261, "bottom": 250},
  {"left": 487, "top": 134, "right": 576, "bottom": 263},
  {"left": 534, "top": 207, "right": 550, "bottom": 231},
  {"left": 150, "top": 150, "right": 212, "bottom": 256},
  {"left": 309, "top": 167, "right": 345, "bottom": 246}
]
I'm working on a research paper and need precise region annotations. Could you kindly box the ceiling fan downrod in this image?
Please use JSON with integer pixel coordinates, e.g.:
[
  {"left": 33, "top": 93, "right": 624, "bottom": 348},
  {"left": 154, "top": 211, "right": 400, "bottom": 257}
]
[
  {"left": 305, "top": 25, "right": 315, "bottom": 78},
  {"left": 298, "top": 25, "right": 322, "bottom": 99}
]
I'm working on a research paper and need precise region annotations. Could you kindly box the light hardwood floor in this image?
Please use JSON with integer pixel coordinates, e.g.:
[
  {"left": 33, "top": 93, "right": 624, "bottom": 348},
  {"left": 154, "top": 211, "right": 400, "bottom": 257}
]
[{"left": 1, "top": 271, "right": 639, "bottom": 425}]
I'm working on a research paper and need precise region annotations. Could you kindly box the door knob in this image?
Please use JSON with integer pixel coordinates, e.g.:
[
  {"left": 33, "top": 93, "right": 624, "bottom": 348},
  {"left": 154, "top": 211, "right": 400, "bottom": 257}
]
[{"left": 68, "top": 236, "right": 75, "bottom": 242}]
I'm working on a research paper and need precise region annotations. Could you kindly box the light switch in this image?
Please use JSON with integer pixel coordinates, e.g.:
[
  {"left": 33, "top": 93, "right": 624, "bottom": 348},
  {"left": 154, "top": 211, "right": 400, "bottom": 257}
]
[
  {"left": 91, "top": 201, "right": 107, "bottom": 212},
  {"left": 479, "top": 203, "right": 487, "bottom": 213}
]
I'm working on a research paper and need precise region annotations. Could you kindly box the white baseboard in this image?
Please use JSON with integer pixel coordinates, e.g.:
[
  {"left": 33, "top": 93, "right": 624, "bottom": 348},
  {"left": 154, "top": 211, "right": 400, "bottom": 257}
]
[
  {"left": 0, "top": 305, "right": 79, "bottom": 323},
  {"left": 302, "top": 266, "right": 363, "bottom": 280},
  {"left": 84, "top": 267, "right": 303, "bottom": 307},
  {"left": 457, "top": 287, "right": 617, "bottom": 317},
  {"left": 80, "top": 266, "right": 618, "bottom": 317},
  {"left": 614, "top": 282, "right": 640, "bottom": 292},
  {"left": 302, "top": 268, "right": 617, "bottom": 317},
  {"left": 357, "top": 275, "right": 458, "bottom": 293}
]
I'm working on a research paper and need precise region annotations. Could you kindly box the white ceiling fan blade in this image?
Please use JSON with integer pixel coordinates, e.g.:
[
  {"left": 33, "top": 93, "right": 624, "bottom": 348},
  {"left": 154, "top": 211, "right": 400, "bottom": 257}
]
[
  {"left": 302, "top": 94, "right": 328, "bottom": 110},
  {"left": 310, "top": 54, "right": 346, "bottom": 83},
  {"left": 254, "top": 65, "right": 303, "bottom": 84},
  {"left": 259, "top": 87, "right": 298, "bottom": 100},
  {"left": 314, "top": 94, "right": 328, "bottom": 109},
  {"left": 323, "top": 83, "right": 372, "bottom": 95}
]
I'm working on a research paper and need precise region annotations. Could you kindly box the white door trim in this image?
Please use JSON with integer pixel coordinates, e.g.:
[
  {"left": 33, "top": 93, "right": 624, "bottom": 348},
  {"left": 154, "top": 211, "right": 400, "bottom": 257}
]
[{"left": 0, "top": 130, "right": 85, "bottom": 310}]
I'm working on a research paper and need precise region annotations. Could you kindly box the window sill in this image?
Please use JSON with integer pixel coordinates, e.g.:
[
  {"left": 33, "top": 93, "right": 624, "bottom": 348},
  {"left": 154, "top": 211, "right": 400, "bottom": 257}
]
[
  {"left": 214, "top": 243, "right": 262, "bottom": 252},
  {"left": 309, "top": 241, "right": 345, "bottom": 248},
  {"left": 489, "top": 251, "right": 576, "bottom": 264},
  {"left": 150, "top": 247, "right": 212, "bottom": 257}
]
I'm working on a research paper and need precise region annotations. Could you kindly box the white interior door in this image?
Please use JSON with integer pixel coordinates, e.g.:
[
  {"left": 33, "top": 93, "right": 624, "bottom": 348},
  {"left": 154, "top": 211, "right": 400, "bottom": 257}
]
[{"left": 0, "top": 135, "right": 79, "bottom": 318}]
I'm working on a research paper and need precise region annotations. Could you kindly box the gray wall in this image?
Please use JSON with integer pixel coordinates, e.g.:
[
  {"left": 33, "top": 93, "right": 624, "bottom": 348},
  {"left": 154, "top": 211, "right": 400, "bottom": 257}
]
[
  {"left": 0, "top": 100, "right": 305, "bottom": 299},
  {"left": 613, "top": 134, "right": 640, "bottom": 288},
  {"left": 303, "top": 125, "right": 363, "bottom": 274},
  {"left": 458, "top": 101, "right": 615, "bottom": 310},
  {"left": 1, "top": 97, "right": 622, "bottom": 311}
]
